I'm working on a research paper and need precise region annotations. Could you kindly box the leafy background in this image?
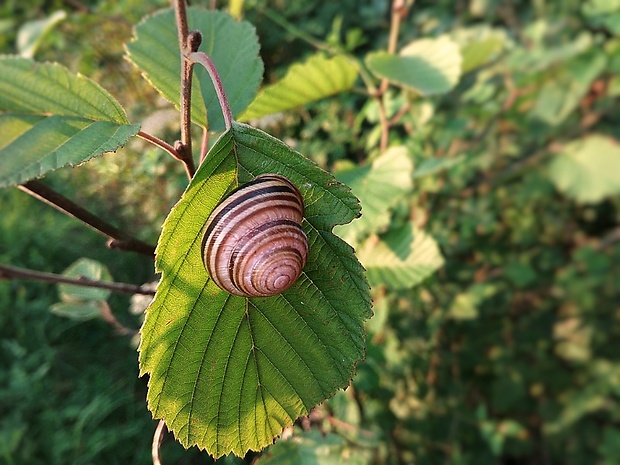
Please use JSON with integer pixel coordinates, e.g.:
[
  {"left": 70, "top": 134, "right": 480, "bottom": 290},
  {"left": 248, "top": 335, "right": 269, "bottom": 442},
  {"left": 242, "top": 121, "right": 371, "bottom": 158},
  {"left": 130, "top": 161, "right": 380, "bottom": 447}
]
[{"left": 1, "top": 0, "right": 620, "bottom": 464}]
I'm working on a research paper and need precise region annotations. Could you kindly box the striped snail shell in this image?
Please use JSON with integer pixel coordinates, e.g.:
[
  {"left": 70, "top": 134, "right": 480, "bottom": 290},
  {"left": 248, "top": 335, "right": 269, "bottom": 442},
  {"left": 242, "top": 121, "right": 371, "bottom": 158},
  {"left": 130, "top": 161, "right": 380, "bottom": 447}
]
[{"left": 201, "top": 174, "right": 308, "bottom": 297}]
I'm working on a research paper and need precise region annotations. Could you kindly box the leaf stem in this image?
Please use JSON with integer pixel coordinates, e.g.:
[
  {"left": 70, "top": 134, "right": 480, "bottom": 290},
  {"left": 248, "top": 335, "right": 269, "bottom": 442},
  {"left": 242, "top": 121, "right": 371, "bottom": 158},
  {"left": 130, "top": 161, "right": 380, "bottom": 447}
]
[
  {"left": 152, "top": 420, "right": 167, "bottom": 465},
  {"left": 138, "top": 131, "right": 182, "bottom": 160},
  {"left": 0, "top": 263, "right": 156, "bottom": 296},
  {"left": 174, "top": 0, "right": 197, "bottom": 179},
  {"left": 188, "top": 51, "right": 233, "bottom": 131},
  {"left": 18, "top": 180, "right": 156, "bottom": 257}
]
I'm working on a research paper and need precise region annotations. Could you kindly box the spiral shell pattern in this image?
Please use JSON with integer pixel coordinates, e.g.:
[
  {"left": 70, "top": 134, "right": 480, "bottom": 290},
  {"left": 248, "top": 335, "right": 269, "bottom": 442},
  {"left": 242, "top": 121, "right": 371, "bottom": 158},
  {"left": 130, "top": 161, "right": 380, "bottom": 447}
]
[{"left": 201, "top": 174, "right": 308, "bottom": 297}]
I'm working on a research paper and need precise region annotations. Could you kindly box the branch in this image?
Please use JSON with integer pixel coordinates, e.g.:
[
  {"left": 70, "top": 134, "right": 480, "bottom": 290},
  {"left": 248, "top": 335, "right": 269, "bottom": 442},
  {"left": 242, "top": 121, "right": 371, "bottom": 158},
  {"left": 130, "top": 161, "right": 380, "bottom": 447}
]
[
  {"left": 173, "top": 0, "right": 199, "bottom": 180},
  {"left": 0, "top": 263, "right": 156, "bottom": 296},
  {"left": 18, "top": 180, "right": 156, "bottom": 257}
]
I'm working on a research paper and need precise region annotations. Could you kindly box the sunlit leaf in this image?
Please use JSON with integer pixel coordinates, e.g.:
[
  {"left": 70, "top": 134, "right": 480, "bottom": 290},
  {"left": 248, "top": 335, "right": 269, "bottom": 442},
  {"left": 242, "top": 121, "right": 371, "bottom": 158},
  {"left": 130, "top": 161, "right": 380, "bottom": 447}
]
[
  {"left": 240, "top": 54, "right": 358, "bottom": 121},
  {"left": 16, "top": 10, "right": 67, "bottom": 59},
  {"left": 357, "top": 222, "right": 444, "bottom": 290},
  {"left": 125, "top": 8, "right": 263, "bottom": 132},
  {"left": 334, "top": 146, "right": 413, "bottom": 245},
  {"left": 547, "top": 134, "right": 620, "bottom": 203},
  {"left": 0, "top": 57, "right": 139, "bottom": 188},
  {"left": 139, "top": 122, "right": 371, "bottom": 457},
  {"left": 366, "top": 36, "right": 462, "bottom": 95}
]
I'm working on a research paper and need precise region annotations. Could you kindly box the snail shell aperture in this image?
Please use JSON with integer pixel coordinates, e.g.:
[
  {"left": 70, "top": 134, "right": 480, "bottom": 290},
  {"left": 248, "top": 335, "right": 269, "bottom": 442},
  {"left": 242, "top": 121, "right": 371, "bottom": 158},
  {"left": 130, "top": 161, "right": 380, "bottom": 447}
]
[{"left": 201, "top": 174, "right": 308, "bottom": 297}]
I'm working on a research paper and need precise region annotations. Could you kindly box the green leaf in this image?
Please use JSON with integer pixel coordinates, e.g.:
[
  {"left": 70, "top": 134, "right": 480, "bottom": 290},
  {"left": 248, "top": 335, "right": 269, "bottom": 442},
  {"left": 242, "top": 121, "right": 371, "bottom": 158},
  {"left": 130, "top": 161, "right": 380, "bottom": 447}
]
[
  {"left": 333, "top": 146, "right": 413, "bottom": 245},
  {"left": 453, "top": 26, "right": 507, "bottom": 74},
  {"left": 366, "top": 36, "right": 462, "bottom": 95},
  {"left": 139, "top": 122, "right": 371, "bottom": 457},
  {"left": 16, "top": 10, "right": 67, "bottom": 59},
  {"left": 0, "top": 57, "right": 139, "bottom": 188},
  {"left": 547, "top": 134, "right": 620, "bottom": 204},
  {"left": 57, "top": 258, "right": 113, "bottom": 302},
  {"left": 239, "top": 54, "right": 358, "bottom": 121},
  {"left": 357, "top": 222, "right": 444, "bottom": 290},
  {"left": 530, "top": 50, "right": 607, "bottom": 126},
  {"left": 125, "top": 8, "right": 263, "bottom": 132},
  {"left": 49, "top": 301, "right": 102, "bottom": 321},
  {"left": 412, "top": 155, "right": 465, "bottom": 179},
  {"left": 256, "top": 431, "right": 352, "bottom": 465}
]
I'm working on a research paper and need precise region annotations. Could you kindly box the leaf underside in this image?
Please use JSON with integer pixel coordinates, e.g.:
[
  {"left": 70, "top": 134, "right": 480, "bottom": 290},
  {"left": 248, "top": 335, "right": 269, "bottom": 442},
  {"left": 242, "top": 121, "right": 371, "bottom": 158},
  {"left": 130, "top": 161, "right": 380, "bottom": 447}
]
[
  {"left": 366, "top": 36, "right": 462, "bottom": 95},
  {"left": 239, "top": 54, "right": 359, "bottom": 121},
  {"left": 0, "top": 56, "right": 139, "bottom": 187},
  {"left": 125, "top": 8, "right": 263, "bottom": 132},
  {"left": 139, "top": 122, "right": 371, "bottom": 457}
]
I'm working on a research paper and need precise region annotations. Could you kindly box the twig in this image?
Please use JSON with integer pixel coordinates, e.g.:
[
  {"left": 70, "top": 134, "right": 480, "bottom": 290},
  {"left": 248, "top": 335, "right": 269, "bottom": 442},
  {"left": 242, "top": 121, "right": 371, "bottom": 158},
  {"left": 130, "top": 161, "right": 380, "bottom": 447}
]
[
  {"left": 18, "top": 180, "right": 156, "bottom": 257},
  {"left": 0, "top": 263, "right": 156, "bottom": 296},
  {"left": 173, "top": 0, "right": 198, "bottom": 180},
  {"left": 152, "top": 420, "right": 167, "bottom": 465},
  {"left": 376, "top": 0, "right": 409, "bottom": 152},
  {"left": 99, "top": 301, "right": 138, "bottom": 336},
  {"left": 138, "top": 131, "right": 182, "bottom": 160},
  {"left": 188, "top": 52, "right": 234, "bottom": 131}
]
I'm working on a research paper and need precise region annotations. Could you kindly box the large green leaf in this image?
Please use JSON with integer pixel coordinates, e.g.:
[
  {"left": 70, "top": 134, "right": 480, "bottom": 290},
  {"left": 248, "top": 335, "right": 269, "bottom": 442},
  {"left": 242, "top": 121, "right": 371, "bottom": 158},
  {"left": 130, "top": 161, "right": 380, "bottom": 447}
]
[
  {"left": 125, "top": 8, "right": 263, "bottom": 132},
  {"left": 366, "top": 36, "right": 462, "bottom": 95},
  {"left": 0, "top": 57, "right": 139, "bottom": 188},
  {"left": 239, "top": 54, "right": 358, "bottom": 121},
  {"left": 333, "top": 146, "right": 413, "bottom": 245},
  {"left": 139, "top": 122, "right": 371, "bottom": 457},
  {"left": 357, "top": 222, "right": 444, "bottom": 290},
  {"left": 547, "top": 134, "right": 620, "bottom": 204}
]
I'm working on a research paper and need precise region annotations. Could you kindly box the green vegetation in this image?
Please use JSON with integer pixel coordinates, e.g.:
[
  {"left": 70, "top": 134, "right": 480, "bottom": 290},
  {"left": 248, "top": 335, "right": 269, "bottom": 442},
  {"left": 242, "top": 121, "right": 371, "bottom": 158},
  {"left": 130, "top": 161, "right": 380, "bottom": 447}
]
[{"left": 1, "top": 0, "right": 620, "bottom": 463}]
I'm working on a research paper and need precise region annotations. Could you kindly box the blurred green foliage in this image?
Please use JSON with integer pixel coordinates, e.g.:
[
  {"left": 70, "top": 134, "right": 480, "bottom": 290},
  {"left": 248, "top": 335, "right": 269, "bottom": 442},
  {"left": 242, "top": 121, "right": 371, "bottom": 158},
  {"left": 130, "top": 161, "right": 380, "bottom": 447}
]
[{"left": 1, "top": 0, "right": 620, "bottom": 464}]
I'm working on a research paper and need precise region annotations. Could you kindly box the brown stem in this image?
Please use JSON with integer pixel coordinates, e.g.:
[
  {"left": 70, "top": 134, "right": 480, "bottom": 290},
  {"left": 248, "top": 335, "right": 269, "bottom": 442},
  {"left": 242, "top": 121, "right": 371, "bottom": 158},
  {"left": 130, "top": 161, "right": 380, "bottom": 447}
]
[
  {"left": 174, "top": 0, "right": 197, "bottom": 180},
  {"left": 138, "top": 131, "right": 182, "bottom": 160},
  {"left": 152, "top": 420, "right": 167, "bottom": 465},
  {"left": 376, "top": 0, "right": 409, "bottom": 152},
  {"left": 99, "top": 301, "right": 138, "bottom": 336},
  {"left": 188, "top": 52, "right": 233, "bottom": 131},
  {"left": 18, "top": 180, "right": 156, "bottom": 257},
  {"left": 199, "top": 126, "right": 209, "bottom": 164},
  {"left": 0, "top": 263, "right": 156, "bottom": 296}
]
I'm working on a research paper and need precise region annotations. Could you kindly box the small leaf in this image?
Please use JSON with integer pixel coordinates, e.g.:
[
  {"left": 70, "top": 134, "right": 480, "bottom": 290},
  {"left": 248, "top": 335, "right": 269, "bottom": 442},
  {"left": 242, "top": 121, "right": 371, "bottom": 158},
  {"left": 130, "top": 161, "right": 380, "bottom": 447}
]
[
  {"left": 57, "top": 258, "right": 113, "bottom": 302},
  {"left": 412, "top": 155, "right": 465, "bottom": 179},
  {"left": 453, "top": 26, "right": 507, "bottom": 73},
  {"left": 125, "top": 8, "right": 263, "bottom": 132},
  {"left": 366, "top": 36, "right": 462, "bottom": 95},
  {"left": 256, "top": 431, "right": 349, "bottom": 465},
  {"left": 357, "top": 222, "right": 444, "bottom": 290},
  {"left": 547, "top": 134, "right": 620, "bottom": 204},
  {"left": 139, "top": 122, "right": 371, "bottom": 457},
  {"left": 0, "top": 57, "right": 139, "bottom": 188},
  {"left": 16, "top": 10, "right": 67, "bottom": 59},
  {"left": 334, "top": 146, "right": 413, "bottom": 245},
  {"left": 240, "top": 54, "right": 358, "bottom": 121},
  {"left": 530, "top": 50, "right": 607, "bottom": 126},
  {"left": 50, "top": 301, "right": 102, "bottom": 321}
]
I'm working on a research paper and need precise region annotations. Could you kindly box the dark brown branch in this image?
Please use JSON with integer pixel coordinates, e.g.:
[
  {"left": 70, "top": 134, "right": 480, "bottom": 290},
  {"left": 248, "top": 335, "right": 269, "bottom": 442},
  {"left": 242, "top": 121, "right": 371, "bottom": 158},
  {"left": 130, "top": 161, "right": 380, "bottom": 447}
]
[
  {"left": 173, "top": 0, "right": 198, "bottom": 180},
  {"left": 0, "top": 263, "right": 156, "bottom": 296},
  {"left": 18, "top": 180, "right": 156, "bottom": 257}
]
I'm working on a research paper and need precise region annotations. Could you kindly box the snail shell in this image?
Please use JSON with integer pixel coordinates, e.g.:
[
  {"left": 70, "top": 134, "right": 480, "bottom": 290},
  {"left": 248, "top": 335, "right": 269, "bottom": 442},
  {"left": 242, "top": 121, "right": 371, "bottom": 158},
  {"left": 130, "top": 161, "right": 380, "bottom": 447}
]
[{"left": 201, "top": 174, "right": 308, "bottom": 297}]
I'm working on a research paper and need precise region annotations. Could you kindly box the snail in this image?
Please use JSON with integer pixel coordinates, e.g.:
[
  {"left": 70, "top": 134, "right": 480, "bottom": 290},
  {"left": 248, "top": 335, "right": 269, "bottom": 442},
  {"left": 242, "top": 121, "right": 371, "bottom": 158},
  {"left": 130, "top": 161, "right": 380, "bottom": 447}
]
[{"left": 201, "top": 174, "right": 309, "bottom": 297}]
